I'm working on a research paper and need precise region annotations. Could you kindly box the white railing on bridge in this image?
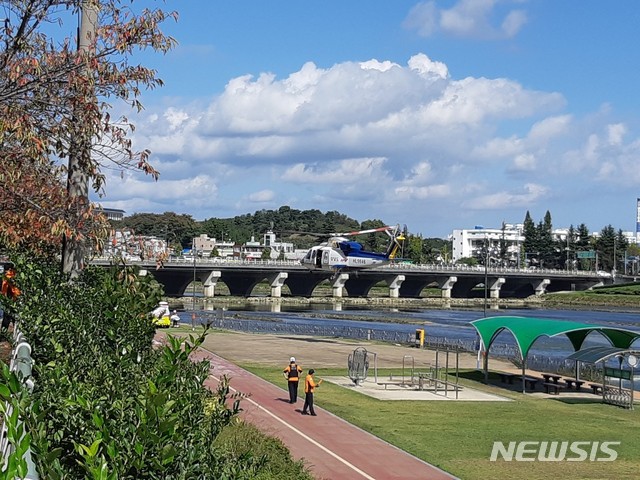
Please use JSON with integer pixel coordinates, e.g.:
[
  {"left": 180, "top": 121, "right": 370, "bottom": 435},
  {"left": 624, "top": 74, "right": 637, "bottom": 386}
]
[{"left": 92, "top": 256, "right": 598, "bottom": 277}]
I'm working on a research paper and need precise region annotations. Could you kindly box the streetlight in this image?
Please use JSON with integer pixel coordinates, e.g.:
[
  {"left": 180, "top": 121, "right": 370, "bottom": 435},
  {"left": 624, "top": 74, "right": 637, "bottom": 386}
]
[
  {"left": 192, "top": 239, "right": 196, "bottom": 330},
  {"left": 483, "top": 235, "right": 489, "bottom": 317},
  {"left": 565, "top": 232, "right": 570, "bottom": 271}
]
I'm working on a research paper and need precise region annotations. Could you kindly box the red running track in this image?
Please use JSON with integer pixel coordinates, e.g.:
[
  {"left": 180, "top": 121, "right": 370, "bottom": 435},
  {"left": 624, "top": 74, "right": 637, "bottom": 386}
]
[{"left": 190, "top": 347, "right": 457, "bottom": 480}]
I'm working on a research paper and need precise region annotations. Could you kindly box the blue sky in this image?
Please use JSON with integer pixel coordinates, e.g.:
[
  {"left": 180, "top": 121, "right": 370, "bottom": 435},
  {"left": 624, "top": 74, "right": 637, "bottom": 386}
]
[{"left": 98, "top": 1, "right": 640, "bottom": 238}]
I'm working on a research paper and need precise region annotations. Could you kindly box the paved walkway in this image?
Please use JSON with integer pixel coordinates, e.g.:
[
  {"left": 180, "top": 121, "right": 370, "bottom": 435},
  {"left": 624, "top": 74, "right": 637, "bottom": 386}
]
[{"left": 189, "top": 346, "right": 457, "bottom": 480}]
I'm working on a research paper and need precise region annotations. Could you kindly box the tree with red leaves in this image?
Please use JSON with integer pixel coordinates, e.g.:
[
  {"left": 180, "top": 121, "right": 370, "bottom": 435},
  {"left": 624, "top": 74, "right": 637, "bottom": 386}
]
[{"left": 0, "top": 0, "right": 177, "bottom": 273}]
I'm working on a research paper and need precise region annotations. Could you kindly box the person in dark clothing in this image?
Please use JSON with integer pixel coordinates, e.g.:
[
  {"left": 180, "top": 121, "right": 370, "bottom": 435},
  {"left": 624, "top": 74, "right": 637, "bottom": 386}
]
[
  {"left": 301, "top": 369, "right": 322, "bottom": 416},
  {"left": 283, "top": 356, "right": 302, "bottom": 403}
]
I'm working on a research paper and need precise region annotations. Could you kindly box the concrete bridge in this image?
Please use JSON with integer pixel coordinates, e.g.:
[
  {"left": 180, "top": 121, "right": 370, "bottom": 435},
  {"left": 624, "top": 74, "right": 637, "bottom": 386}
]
[{"left": 94, "top": 258, "right": 608, "bottom": 300}]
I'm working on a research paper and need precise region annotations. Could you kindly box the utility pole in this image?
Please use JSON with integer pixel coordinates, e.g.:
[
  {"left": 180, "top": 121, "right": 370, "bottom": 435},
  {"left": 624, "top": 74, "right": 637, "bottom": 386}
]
[{"left": 62, "top": 0, "right": 97, "bottom": 277}]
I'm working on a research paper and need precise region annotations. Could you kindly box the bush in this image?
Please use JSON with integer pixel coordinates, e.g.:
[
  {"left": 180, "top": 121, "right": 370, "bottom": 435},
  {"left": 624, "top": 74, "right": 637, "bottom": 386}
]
[
  {"left": 214, "top": 422, "right": 314, "bottom": 480},
  {"left": 0, "top": 256, "right": 312, "bottom": 479}
]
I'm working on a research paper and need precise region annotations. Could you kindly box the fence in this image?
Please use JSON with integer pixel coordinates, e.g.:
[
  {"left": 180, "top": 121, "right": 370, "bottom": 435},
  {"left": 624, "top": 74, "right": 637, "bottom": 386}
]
[
  {"left": 200, "top": 312, "right": 521, "bottom": 359},
  {"left": 0, "top": 324, "right": 38, "bottom": 479}
]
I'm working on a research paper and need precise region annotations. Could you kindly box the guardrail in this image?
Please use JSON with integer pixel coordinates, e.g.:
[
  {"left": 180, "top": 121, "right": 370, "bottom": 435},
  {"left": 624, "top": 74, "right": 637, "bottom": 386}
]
[
  {"left": 198, "top": 312, "right": 521, "bottom": 359},
  {"left": 0, "top": 324, "right": 38, "bottom": 479}
]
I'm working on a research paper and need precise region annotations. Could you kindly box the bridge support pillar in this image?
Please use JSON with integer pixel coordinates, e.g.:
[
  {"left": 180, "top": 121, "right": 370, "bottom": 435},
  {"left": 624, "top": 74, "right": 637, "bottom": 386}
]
[
  {"left": 489, "top": 278, "right": 506, "bottom": 299},
  {"left": 439, "top": 276, "right": 457, "bottom": 299},
  {"left": 268, "top": 272, "right": 288, "bottom": 298},
  {"left": 331, "top": 273, "right": 349, "bottom": 298},
  {"left": 203, "top": 271, "right": 221, "bottom": 297},
  {"left": 534, "top": 278, "right": 551, "bottom": 296},
  {"left": 388, "top": 275, "right": 405, "bottom": 298}
]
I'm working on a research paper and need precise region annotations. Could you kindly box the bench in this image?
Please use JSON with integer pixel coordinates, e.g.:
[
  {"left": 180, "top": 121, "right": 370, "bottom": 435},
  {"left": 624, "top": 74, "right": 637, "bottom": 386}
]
[
  {"left": 497, "top": 372, "right": 517, "bottom": 384},
  {"left": 524, "top": 377, "right": 539, "bottom": 390},
  {"left": 542, "top": 373, "right": 561, "bottom": 384},
  {"left": 563, "top": 378, "right": 585, "bottom": 391},
  {"left": 543, "top": 382, "right": 565, "bottom": 395},
  {"left": 589, "top": 383, "right": 603, "bottom": 395}
]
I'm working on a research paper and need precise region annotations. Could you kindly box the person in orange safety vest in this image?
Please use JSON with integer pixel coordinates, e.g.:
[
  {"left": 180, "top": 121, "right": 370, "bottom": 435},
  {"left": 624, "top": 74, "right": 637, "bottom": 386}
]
[
  {"left": 301, "top": 368, "right": 322, "bottom": 416},
  {"left": 283, "top": 356, "right": 303, "bottom": 404}
]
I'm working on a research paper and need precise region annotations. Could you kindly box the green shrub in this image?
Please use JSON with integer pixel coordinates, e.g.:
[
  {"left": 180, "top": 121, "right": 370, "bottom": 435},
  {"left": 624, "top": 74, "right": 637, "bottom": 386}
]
[
  {"left": 0, "top": 256, "right": 311, "bottom": 479},
  {"left": 214, "top": 421, "right": 314, "bottom": 480}
]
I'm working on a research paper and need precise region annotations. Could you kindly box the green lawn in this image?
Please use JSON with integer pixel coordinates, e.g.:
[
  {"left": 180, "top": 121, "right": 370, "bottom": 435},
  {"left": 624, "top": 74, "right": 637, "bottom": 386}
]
[{"left": 241, "top": 366, "right": 640, "bottom": 480}]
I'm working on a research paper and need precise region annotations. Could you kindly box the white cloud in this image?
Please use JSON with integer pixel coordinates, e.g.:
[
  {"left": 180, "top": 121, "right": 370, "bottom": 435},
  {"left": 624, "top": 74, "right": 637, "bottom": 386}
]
[
  {"left": 501, "top": 9, "right": 528, "bottom": 37},
  {"left": 465, "top": 183, "right": 549, "bottom": 209},
  {"left": 404, "top": 0, "right": 528, "bottom": 40},
  {"left": 511, "top": 153, "right": 536, "bottom": 171},
  {"left": 102, "top": 172, "right": 218, "bottom": 214},
  {"left": 248, "top": 189, "right": 275, "bottom": 202},
  {"left": 395, "top": 184, "right": 452, "bottom": 200},
  {"left": 607, "top": 123, "right": 626, "bottom": 145},
  {"left": 164, "top": 107, "right": 190, "bottom": 130},
  {"left": 282, "top": 158, "right": 388, "bottom": 184},
  {"left": 419, "top": 77, "right": 564, "bottom": 126},
  {"left": 109, "top": 52, "right": 640, "bottom": 236},
  {"left": 528, "top": 115, "right": 572, "bottom": 141}
]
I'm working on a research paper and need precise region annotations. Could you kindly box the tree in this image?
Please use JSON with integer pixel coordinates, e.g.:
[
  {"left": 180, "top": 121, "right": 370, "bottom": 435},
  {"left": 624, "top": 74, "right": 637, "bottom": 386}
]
[
  {"left": 360, "top": 219, "right": 387, "bottom": 251},
  {"left": 422, "top": 237, "right": 451, "bottom": 264},
  {"left": 0, "top": 0, "right": 177, "bottom": 272},
  {"left": 522, "top": 211, "right": 538, "bottom": 267},
  {"left": 565, "top": 224, "right": 577, "bottom": 270},
  {"left": 404, "top": 234, "right": 425, "bottom": 264},
  {"left": 575, "top": 223, "right": 592, "bottom": 271},
  {"left": 615, "top": 229, "right": 629, "bottom": 273},
  {"left": 538, "top": 210, "right": 555, "bottom": 268}
]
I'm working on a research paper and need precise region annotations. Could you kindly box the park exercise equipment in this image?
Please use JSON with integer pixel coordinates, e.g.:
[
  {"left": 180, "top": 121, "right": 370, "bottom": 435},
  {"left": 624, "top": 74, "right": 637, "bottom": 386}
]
[{"left": 348, "top": 347, "right": 378, "bottom": 385}]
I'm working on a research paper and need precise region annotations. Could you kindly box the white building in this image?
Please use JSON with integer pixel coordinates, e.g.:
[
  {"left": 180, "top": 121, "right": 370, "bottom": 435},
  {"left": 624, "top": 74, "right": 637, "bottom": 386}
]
[
  {"left": 262, "top": 231, "right": 307, "bottom": 260},
  {"left": 451, "top": 225, "right": 524, "bottom": 265},
  {"left": 242, "top": 236, "right": 264, "bottom": 260},
  {"left": 104, "top": 229, "right": 166, "bottom": 260},
  {"left": 193, "top": 234, "right": 235, "bottom": 258}
]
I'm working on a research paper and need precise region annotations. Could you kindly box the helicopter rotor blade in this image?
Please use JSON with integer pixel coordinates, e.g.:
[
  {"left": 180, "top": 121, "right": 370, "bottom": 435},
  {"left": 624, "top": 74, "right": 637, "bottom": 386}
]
[{"left": 332, "top": 225, "right": 395, "bottom": 237}]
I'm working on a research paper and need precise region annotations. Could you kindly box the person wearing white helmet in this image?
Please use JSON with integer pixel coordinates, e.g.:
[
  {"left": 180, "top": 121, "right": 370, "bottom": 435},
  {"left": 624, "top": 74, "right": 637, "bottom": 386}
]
[{"left": 283, "top": 356, "right": 302, "bottom": 404}]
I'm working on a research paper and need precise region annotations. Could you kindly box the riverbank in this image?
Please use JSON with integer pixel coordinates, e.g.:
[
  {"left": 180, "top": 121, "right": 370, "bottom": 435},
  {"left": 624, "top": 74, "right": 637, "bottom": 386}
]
[{"left": 170, "top": 294, "right": 545, "bottom": 310}]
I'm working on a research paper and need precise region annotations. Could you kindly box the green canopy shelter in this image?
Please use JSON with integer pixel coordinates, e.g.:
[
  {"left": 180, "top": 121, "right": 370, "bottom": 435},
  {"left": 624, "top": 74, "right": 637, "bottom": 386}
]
[
  {"left": 566, "top": 346, "right": 640, "bottom": 408},
  {"left": 470, "top": 316, "right": 640, "bottom": 393}
]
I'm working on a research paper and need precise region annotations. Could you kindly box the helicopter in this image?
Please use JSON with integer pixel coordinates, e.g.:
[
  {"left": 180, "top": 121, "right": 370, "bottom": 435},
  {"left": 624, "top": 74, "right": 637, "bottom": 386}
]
[{"left": 300, "top": 225, "right": 406, "bottom": 272}]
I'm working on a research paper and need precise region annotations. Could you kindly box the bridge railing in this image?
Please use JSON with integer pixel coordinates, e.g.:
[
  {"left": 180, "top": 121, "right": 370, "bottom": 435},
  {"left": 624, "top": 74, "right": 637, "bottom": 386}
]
[
  {"left": 92, "top": 256, "right": 598, "bottom": 277},
  {"left": 384, "top": 262, "right": 597, "bottom": 277}
]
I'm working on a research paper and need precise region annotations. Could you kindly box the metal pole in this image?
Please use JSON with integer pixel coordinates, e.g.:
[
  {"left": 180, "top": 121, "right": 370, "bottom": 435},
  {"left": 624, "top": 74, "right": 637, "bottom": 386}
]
[
  {"left": 631, "top": 364, "right": 635, "bottom": 410},
  {"left": 566, "top": 233, "right": 570, "bottom": 271},
  {"left": 618, "top": 355, "right": 623, "bottom": 393},
  {"left": 455, "top": 348, "right": 460, "bottom": 400},
  {"left": 484, "top": 235, "right": 488, "bottom": 317},
  {"left": 192, "top": 241, "right": 196, "bottom": 330}
]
